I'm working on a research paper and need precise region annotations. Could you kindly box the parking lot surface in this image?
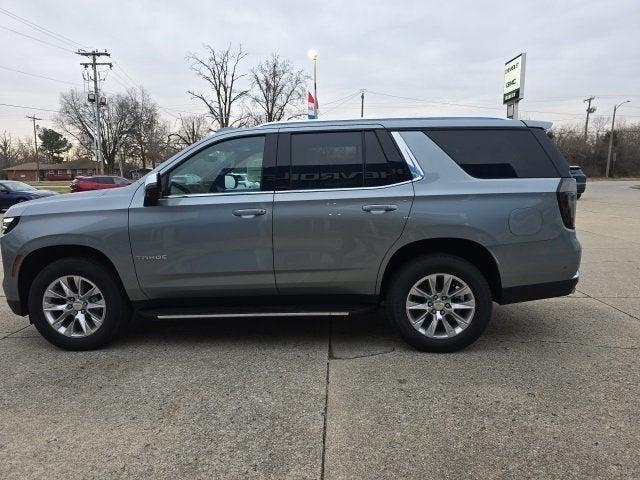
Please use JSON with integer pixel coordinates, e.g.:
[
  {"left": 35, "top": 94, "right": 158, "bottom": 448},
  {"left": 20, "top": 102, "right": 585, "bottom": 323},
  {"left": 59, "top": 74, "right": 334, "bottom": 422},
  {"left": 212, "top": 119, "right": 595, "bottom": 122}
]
[{"left": 1, "top": 180, "right": 639, "bottom": 479}]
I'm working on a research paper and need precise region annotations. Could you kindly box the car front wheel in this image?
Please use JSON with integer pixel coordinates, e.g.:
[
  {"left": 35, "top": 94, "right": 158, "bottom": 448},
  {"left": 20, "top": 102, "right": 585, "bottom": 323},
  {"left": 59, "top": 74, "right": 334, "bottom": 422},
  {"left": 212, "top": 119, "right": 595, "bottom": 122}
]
[
  {"left": 386, "top": 254, "right": 492, "bottom": 352},
  {"left": 28, "top": 257, "right": 131, "bottom": 350}
]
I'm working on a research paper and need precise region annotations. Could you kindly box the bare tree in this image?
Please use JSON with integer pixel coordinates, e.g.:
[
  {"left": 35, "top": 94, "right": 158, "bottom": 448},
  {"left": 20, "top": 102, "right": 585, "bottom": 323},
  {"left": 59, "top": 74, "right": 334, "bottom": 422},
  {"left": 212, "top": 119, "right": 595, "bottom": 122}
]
[
  {"left": 187, "top": 44, "right": 249, "bottom": 129},
  {"left": 0, "top": 131, "right": 16, "bottom": 169},
  {"left": 168, "top": 115, "right": 210, "bottom": 149},
  {"left": 57, "top": 89, "right": 137, "bottom": 173},
  {"left": 127, "top": 87, "right": 169, "bottom": 169},
  {"left": 247, "top": 54, "right": 308, "bottom": 125}
]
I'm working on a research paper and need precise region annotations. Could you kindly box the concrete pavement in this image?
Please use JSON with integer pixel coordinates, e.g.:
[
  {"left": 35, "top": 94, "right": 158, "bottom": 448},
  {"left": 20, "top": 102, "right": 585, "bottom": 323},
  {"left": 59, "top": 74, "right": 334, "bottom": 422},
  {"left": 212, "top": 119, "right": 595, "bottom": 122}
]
[{"left": 1, "top": 180, "right": 639, "bottom": 479}]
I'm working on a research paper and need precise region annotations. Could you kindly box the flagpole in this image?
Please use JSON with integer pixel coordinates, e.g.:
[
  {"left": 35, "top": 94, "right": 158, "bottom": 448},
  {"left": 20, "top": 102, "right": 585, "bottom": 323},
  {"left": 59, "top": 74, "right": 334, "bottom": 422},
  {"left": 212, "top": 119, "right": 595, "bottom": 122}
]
[
  {"left": 313, "top": 57, "right": 318, "bottom": 118},
  {"left": 308, "top": 50, "right": 318, "bottom": 118}
]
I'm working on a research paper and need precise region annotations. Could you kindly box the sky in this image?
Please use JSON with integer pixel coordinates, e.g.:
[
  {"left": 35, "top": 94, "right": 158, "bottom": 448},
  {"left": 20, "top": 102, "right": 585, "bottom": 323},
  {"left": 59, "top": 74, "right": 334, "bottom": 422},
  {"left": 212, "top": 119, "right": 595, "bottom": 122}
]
[{"left": 1, "top": 0, "right": 640, "bottom": 138}]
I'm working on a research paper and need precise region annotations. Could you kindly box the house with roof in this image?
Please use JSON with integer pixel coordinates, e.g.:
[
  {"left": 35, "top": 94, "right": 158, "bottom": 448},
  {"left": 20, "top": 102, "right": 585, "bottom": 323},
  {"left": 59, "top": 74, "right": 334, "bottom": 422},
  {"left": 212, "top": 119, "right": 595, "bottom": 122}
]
[{"left": 3, "top": 160, "right": 99, "bottom": 181}]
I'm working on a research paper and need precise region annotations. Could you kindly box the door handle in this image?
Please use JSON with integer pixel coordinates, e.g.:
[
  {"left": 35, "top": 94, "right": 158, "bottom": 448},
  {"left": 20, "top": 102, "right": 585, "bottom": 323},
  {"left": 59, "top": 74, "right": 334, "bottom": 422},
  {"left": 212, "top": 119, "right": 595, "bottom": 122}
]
[
  {"left": 232, "top": 208, "right": 267, "bottom": 219},
  {"left": 362, "top": 204, "right": 398, "bottom": 214}
]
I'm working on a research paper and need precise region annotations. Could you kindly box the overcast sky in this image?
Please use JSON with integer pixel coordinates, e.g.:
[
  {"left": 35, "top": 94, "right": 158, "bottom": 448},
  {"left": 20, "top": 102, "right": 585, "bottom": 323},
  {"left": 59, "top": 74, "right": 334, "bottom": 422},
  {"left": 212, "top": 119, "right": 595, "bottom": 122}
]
[{"left": 1, "top": 0, "right": 639, "bottom": 138}]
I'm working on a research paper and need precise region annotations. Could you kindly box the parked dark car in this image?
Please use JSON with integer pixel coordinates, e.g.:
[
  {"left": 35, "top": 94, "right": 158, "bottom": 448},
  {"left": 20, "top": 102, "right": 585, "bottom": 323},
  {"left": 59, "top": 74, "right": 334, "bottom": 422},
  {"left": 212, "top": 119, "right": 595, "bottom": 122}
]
[
  {"left": 569, "top": 166, "right": 586, "bottom": 198},
  {"left": 0, "top": 180, "right": 57, "bottom": 210},
  {"left": 70, "top": 175, "right": 131, "bottom": 192}
]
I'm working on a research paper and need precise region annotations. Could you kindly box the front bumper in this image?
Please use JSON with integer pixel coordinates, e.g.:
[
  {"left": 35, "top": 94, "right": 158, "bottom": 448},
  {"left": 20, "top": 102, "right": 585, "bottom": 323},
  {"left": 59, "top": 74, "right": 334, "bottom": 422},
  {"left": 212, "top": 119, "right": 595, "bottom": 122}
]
[{"left": 498, "top": 272, "right": 579, "bottom": 304}]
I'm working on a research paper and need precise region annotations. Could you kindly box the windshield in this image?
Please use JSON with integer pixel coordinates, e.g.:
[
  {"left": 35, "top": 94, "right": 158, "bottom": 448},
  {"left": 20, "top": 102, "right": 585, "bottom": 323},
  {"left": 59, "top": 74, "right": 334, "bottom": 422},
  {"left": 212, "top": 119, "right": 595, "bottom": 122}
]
[{"left": 2, "top": 181, "right": 36, "bottom": 191}]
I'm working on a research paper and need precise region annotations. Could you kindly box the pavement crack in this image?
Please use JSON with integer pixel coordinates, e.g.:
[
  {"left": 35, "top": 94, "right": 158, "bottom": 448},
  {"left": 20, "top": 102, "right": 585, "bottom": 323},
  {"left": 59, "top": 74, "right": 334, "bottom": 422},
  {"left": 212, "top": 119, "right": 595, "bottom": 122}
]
[
  {"left": 506, "top": 337, "right": 639, "bottom": 350},
  {"left": 319, "top": 319, "right": 331, "bottom": 480},
  {"left": 330, "top": 347, "right": 396, "bottom": 360},
  {"left": 576, "top": 289, "right": 640, "bottom": 322},
  {"left": 0, "top": 325, "right": 31, "bottom": 340}
]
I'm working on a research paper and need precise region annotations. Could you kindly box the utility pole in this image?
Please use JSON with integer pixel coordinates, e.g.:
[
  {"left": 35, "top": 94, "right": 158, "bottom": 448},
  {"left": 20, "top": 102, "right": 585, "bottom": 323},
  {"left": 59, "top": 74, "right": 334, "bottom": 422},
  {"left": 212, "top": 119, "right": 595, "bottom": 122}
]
[
  {"left": 360, "top": 89, "right": 365, "bottom": 118},
  {"left": 76, "top": 49, "right": 112, "bottom": 174},
  {"left": 26, "top": 114, "right": 42, "bottom": 182},
  {"left": 606, "top": 100, "right": 630, "bottom": 178},
  {"left": 583, "top": 96, "right": 596, "bottom": 142}
]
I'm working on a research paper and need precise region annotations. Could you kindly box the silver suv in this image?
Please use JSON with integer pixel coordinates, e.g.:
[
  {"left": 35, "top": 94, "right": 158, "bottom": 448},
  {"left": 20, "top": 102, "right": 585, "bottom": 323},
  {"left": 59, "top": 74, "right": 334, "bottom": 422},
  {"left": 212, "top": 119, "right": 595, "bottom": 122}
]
[{"left": 1, "top": 117, "right": 581, "bottom": 352}]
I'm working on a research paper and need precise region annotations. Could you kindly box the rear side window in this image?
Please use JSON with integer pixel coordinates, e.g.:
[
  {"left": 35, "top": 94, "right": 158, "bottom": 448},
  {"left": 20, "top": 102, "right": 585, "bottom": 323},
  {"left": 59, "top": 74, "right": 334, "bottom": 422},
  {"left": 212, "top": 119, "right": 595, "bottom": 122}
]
[
  {"left": 96, "top": 177, "right": 115, "bottom": 184},
  {"left": 290, "top": 132, "right": 363, "bottom": 190},
  {"left": 425, "top": 129, "right": 559, "bottom": 178}
]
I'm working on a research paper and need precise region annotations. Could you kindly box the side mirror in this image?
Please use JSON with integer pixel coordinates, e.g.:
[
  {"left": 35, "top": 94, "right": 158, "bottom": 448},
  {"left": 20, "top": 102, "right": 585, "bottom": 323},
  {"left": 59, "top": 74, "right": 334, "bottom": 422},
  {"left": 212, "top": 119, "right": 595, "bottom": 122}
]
[{"left": 143, "top": 173, "right": 161, "bottom": 207}]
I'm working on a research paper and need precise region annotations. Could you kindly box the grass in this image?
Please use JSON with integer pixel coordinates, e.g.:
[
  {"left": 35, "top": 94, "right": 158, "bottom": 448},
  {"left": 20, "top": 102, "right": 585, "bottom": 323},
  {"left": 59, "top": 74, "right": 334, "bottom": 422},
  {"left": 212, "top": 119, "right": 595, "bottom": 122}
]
[{"left": 26, "top": 181, "right": 71, "bottom": 194}]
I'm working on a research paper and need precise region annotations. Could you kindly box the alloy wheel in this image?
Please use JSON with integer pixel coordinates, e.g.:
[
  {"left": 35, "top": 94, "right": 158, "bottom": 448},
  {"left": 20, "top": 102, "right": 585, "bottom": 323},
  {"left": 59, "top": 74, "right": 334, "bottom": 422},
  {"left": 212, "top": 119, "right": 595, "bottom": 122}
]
[
  {"left": 42, "top": 275, "right": 106, "bottom": 337},
  {"left": 405, "top": 273, "right": 476, "bottom": 339}
]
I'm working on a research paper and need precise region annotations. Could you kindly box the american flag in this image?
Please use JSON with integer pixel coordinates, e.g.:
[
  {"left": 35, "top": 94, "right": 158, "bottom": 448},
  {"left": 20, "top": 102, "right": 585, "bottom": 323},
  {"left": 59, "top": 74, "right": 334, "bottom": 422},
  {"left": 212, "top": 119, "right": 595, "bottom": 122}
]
[{"left": 307, "top": 92, "right": 317, "bottom": 119}]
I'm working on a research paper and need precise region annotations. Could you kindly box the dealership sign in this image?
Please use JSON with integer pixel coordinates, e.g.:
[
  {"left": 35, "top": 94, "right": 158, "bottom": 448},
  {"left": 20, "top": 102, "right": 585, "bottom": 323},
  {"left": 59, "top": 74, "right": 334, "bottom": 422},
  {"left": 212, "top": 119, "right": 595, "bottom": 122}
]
[{"left": 503, "top": 53, "right": 526, "bottom": 104}]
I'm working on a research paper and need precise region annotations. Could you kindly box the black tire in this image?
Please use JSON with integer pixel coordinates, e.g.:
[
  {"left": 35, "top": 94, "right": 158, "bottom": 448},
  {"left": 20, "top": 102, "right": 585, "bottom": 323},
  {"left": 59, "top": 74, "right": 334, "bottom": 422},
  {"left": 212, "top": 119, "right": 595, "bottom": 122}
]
[
  {"left": 28, "top": 257, "right": 131, "bottom": 350},
  {"left": 386, "top": 254, "right": 492, "bottom": 353},
  {"left": 577, "top": 193, "right": 582, "bottom": 199}
]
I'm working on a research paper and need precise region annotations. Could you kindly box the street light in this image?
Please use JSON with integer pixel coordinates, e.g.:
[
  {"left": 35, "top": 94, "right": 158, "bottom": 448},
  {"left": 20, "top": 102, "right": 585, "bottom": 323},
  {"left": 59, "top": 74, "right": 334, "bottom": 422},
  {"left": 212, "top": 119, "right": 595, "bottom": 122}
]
[
  {"left": 308, "top": 49, "right": 318, "bottom": 118},
  {"left": 605, "top": 100, "right": 630, "bottom": 177}
]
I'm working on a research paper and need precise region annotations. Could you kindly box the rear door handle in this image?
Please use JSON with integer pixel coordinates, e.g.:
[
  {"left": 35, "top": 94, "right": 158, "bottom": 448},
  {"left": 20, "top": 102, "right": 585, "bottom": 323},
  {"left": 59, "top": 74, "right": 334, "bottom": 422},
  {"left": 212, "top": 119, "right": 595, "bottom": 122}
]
[
  {"left": 362, "top": 204, "right": 398, "bottom": 214},
  {"left": 232, "top": 208, "right": 267, "bottom": 219}
]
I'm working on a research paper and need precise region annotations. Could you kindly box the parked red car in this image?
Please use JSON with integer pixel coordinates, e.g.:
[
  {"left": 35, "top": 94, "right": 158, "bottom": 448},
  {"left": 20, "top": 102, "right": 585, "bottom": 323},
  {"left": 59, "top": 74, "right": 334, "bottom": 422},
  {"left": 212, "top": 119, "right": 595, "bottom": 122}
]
[{"left": 70, "top": 175, "right": 131, "bottom": 192}]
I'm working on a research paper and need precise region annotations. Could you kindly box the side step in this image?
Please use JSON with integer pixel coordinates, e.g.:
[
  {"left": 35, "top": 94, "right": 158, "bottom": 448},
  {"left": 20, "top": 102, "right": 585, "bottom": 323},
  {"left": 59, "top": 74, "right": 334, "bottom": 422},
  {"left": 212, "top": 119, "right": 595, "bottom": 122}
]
[{"left": 138, "top": 304, "right": 376, "bottom": 320}]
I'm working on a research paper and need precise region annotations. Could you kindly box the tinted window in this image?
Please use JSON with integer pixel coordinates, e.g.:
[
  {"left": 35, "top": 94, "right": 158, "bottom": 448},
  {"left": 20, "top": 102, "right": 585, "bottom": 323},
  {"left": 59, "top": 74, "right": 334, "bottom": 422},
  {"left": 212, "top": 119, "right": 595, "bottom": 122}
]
[
  {"left": 290, "top": 132, "right": 363, "bottom": 190},
  {"left": 96, "top": 177, "right": 115, "bottom": 184},
  {"left": 529, "top": 128, "right": 570, "bottom": 177},
  {"left": 365, "top": 131, "right": 395, "bottom": 187},
  {"left": 425, "top": 129, "right": 559, "bottom": 178},
  {"left": 167, "top": 136, "right": 264, "bottom": 195}
]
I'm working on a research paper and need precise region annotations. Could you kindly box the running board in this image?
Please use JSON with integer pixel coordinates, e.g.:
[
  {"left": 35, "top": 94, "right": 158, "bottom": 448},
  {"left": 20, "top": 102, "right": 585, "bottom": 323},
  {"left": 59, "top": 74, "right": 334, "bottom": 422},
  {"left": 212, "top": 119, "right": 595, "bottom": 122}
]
[
  {"left": 137, "top": 304, "right": 375, "bottom": 320},
  {"left": 157, "top": 311, "right": 350, "bottom": 320}
]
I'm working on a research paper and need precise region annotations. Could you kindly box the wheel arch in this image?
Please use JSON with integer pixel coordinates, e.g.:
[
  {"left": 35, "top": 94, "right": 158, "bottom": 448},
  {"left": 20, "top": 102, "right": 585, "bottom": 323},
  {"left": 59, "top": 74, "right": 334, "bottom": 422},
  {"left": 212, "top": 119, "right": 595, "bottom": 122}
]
[
  {"left": 18, "top": 245, "right": 128, "bottom": 315},
  {"left": 378, "top": 238, "right": 503, "bottom": 301}
]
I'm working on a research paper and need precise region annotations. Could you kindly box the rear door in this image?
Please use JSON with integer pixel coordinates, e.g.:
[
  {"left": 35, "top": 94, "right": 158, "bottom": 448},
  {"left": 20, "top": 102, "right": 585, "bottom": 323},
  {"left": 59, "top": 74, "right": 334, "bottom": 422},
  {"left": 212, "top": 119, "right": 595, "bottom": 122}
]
[{"left": 272, "top": 128, "right": 415, "bottom": 296}]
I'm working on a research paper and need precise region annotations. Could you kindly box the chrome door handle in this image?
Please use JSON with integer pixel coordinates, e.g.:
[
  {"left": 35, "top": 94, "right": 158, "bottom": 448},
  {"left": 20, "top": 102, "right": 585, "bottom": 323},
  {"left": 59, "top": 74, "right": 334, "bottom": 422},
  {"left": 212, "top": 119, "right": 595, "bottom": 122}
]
[
  {"left": 233, "top": 208, "right": 267, "bottom": 218},
  {"left": 362, "top": 204, "right": 398, "bottom": 214}
]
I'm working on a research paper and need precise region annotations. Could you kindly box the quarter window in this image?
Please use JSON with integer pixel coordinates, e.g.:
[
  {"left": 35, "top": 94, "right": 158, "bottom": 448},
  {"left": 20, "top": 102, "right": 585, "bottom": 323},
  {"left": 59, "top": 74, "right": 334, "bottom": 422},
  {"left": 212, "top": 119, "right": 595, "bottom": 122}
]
[
  {"left": 167, "top": 136, "right": 265, "bottom": 195},
  {"left": 425, "top": 129, "right": 558, "bottom": 179}
]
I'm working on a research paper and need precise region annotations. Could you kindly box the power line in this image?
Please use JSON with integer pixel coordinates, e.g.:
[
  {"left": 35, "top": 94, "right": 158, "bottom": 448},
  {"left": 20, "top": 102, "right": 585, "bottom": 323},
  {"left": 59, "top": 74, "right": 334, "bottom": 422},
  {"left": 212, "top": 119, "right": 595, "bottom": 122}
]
[
  {"left": 322, "top": 91, "right": 362, "bottom": 115},
  {"left": 0, "top": 64, "right": 80, "bottom": 86},
  {"left": 0, "top": 102, "right": 58, "bottom": 112},
  {"left": 0, "top": 6, "right": 87, "bottom": 49},
  {"left": 367, "top": 91, "right": 503, "bottom": 111},
  {"left": 113, "top": 62, "right": 138, "bottom": 87},
  {"left": 0, "top": 24, "right": 73, "bottom": 52}
]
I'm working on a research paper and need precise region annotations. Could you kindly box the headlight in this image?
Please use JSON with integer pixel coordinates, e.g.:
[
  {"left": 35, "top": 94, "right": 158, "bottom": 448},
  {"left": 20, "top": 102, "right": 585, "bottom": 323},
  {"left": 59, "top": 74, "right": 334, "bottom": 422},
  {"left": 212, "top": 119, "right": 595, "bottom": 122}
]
[{"left": 2, "top": 216, "right": 19, "bottom": 235}]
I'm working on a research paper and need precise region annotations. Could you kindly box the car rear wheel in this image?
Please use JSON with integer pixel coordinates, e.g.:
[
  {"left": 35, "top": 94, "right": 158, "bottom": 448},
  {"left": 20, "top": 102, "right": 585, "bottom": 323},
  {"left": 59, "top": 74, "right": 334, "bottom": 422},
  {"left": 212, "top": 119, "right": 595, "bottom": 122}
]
[
  {"left": 386, "top": 254, "right": 492, "bottom": 352},
  {"left": 28, "top": 257, "right": 131, "bottom": 350}
]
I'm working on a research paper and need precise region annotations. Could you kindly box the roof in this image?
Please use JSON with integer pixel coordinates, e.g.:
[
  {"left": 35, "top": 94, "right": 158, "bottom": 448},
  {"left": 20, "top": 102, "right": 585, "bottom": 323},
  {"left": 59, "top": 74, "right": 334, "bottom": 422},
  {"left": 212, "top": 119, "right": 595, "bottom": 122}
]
[{"left": 4, "top": 160, "right": 98, "bottom": 171}]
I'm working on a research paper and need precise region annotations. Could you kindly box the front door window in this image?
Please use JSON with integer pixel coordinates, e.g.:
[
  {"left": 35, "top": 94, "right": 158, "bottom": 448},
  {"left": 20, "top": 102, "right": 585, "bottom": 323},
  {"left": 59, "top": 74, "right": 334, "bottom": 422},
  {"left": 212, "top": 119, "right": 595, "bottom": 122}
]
[{"left": 167, "top": 136, "right": 265, "bottom": 195}]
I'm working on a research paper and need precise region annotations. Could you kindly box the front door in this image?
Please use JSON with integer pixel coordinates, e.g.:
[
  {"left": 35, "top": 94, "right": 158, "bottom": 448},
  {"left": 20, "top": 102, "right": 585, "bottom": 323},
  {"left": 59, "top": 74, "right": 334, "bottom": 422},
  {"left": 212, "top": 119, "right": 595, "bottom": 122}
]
[
  {"left": 129, "top": 134, "right": 277, "bottom": 300},
  {"left": 273, "top": 129, "right": 415, "bottom": 296}
]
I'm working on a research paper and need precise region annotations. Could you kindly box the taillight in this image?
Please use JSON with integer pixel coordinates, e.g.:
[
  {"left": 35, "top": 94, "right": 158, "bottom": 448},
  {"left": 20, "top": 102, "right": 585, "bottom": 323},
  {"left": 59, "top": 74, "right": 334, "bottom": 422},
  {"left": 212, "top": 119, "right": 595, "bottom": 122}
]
[{"left": 556, "top": 178, "right": 577, "bottom": 229}]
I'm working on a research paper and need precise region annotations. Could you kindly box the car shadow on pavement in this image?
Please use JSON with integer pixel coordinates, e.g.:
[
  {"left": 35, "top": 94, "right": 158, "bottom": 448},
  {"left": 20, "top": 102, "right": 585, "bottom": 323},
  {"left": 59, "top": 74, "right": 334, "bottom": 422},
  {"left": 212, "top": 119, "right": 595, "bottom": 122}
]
[{"left": 112, "top": 302, "right": 562, "bottom": 353}]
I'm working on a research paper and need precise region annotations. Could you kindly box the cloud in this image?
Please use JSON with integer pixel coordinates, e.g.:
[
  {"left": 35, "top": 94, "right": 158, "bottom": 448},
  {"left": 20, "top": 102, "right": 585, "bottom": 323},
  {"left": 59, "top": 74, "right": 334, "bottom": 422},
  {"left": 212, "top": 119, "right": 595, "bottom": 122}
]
[{"left": 1, "top": 0, "right": 639, "bottom": 137}]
